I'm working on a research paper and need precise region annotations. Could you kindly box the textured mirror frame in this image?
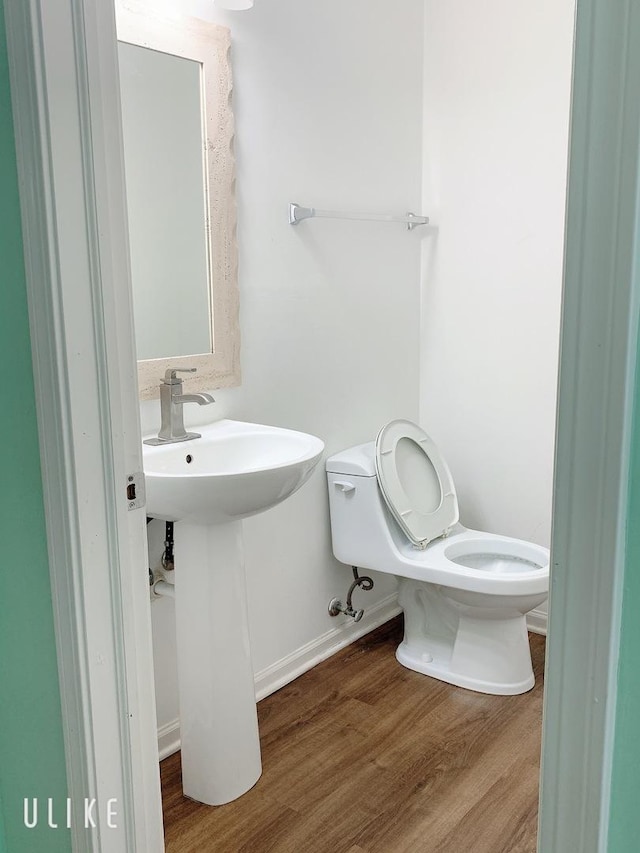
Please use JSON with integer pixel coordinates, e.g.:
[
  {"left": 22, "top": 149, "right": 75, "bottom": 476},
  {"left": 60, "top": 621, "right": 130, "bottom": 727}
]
[{"left": 116, "top": 0, "right": 240, "bottom": 399}]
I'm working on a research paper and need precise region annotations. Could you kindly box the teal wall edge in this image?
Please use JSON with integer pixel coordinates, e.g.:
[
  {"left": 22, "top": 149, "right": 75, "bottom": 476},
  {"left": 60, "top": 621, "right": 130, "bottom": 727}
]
[{"left": 0, "top": 3, "right": 70, "bottom": 851}]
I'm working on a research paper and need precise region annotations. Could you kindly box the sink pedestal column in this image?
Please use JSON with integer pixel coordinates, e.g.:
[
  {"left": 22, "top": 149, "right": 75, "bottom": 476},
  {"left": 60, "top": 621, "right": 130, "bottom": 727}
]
[{"left": 173, "top": 520, "right": 262, "bottom": 805}]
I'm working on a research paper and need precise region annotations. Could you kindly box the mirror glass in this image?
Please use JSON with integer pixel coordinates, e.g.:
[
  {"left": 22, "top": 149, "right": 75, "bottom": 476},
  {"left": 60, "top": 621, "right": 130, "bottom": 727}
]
[
  {"left": 116, "top": 2, "right": 240, "bottom": 399},
  {"left": 118, "top": 43, "right": 211, "bottom": 360}
]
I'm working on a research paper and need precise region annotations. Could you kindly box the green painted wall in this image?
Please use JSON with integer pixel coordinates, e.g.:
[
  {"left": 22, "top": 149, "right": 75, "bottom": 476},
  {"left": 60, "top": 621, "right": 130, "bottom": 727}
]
[
  {"left": 609, "top": 344, "right": 640, "bottom": 851},
  {"left": 0, "top": 5, "right": 70, "bottom": 852}
]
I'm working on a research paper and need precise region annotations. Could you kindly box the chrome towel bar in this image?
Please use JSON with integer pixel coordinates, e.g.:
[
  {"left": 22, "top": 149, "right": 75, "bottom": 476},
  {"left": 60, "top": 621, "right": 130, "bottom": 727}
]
[{"left": 288, "top": 202, "right": 429, "bottom": 231}]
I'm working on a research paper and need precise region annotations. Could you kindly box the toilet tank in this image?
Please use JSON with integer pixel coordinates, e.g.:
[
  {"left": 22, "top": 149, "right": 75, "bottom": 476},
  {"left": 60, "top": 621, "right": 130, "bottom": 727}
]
[{"left": 325, "top": 442, "right": 398, "bottom": 575}]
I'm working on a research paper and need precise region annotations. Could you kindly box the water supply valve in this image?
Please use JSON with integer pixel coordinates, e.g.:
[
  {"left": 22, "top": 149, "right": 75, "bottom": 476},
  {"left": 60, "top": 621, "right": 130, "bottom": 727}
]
[
  {"left": 328, "top": 567, "right": 374, "bottom": 623},
  {"left": 328, "top": 597, "right": 364, "bottom": 622}
]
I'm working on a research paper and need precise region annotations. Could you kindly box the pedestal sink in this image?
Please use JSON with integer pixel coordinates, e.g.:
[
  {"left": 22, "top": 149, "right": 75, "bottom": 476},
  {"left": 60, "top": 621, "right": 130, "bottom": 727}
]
[{"left": 143, "top": 420, "right": 324, "bottom": 805}]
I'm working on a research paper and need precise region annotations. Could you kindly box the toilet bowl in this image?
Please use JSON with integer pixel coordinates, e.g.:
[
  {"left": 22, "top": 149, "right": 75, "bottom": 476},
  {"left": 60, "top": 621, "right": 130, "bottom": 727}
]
[{"left": 325, "top": 420, "right": 549, "bottom": 695}]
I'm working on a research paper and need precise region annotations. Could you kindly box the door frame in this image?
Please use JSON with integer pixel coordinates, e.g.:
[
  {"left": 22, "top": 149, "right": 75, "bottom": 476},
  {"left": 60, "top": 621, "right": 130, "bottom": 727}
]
[
  {"left": 4, "top": 0, "right": 164, "bottom": 850},
  {"left": 538, "top": 0, "right": 640, "bottom": 850},
  {"left": 4, "top": 0, "right": 640, "bottom": 851}
]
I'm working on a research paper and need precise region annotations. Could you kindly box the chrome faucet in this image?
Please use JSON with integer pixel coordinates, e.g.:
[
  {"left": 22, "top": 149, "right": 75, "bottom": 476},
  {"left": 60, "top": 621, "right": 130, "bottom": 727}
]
[{"left": 144, "top": 368, "right": 215, "bottom": 446}]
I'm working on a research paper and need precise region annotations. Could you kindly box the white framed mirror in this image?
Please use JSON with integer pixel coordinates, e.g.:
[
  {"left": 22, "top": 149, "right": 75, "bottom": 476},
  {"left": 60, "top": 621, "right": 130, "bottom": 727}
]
[{"left": 116, "top": 1, "right": 240, "bottom": 399}]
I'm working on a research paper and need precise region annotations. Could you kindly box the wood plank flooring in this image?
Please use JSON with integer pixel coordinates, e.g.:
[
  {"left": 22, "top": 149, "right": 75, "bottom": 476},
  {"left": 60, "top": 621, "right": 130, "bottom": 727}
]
[{"left": 161, "top": 617, "right": 545, "bottom": 853}]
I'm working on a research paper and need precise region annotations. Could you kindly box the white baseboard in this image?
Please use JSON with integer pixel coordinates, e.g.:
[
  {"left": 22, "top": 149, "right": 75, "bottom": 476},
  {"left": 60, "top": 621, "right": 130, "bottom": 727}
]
[
  {"left": 157, "top": 718, "right": 181, "bottom": 761},
  {"left": 157, "top": 593, "right": 401, "bottom": 760},
  {"left": 527, "top": 607, "right": 548, "bottom": 636}
]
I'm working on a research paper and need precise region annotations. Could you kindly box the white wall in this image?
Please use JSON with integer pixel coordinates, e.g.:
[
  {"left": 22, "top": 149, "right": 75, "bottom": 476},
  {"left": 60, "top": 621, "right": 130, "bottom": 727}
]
[
  {"left": 139, "top": 0, "right": 425, "bottom": 744},
  {"left": 420, "top": 0, "right": 574, "bottom": 556}
]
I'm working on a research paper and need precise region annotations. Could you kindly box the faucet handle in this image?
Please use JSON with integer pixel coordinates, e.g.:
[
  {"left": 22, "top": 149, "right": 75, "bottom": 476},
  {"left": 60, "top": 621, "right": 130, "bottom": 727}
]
[{"left": 163, "top": 367, "right": 197, "bottom": 385}]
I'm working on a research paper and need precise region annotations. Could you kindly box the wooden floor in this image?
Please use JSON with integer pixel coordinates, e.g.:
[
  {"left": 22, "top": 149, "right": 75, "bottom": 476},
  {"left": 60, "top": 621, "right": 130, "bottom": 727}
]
[{"left": 161, "top": 617, "right": 545, "bottom": 853}]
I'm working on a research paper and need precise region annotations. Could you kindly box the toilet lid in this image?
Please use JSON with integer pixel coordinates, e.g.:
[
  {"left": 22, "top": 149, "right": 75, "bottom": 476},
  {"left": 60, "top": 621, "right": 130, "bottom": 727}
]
[{"left": 375, "top": 419, "right": 459, "bottom": 548}]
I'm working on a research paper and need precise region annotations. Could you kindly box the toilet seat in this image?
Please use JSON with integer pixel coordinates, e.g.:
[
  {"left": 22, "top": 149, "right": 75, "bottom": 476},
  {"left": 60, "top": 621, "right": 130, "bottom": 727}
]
[{"left": 375, "top": 419, "right": 459, "bottom": 549}]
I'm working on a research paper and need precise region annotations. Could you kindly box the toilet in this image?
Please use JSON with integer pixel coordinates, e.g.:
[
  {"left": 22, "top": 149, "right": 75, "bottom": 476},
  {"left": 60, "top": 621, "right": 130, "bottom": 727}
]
[{"left": 326, "top": 419, "right": 549, "bottom": 695}]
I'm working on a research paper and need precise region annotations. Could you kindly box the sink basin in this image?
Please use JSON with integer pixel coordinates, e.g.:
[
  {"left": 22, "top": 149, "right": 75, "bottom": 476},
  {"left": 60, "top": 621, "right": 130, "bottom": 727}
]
[{"left": 143, "top": 419, "right": 325, "bottom": 524}]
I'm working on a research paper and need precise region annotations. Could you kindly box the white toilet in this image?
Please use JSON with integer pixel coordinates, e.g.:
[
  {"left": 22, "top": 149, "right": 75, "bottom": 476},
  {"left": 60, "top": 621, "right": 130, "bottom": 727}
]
[{"left": 326, "top": 419, "right": 549, "bottom": 695}]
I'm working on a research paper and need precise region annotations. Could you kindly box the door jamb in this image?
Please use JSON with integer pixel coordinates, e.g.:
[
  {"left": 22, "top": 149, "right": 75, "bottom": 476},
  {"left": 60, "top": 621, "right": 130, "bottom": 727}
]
[
  {"left": 539, "top": 0, "right": 640, "bottom": 850},
  {"left": 4, "top": 0, "right": 164, "bottom": 849}
]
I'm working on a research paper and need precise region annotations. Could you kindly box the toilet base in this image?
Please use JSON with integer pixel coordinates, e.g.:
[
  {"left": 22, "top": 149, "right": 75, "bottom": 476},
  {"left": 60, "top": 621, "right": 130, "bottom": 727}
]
[
  {"left": 397, "top": 579, "right": 537, "bottom": 695},
  {"left": 396, "top": 637, "right": 534, "bottom": 695}
]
